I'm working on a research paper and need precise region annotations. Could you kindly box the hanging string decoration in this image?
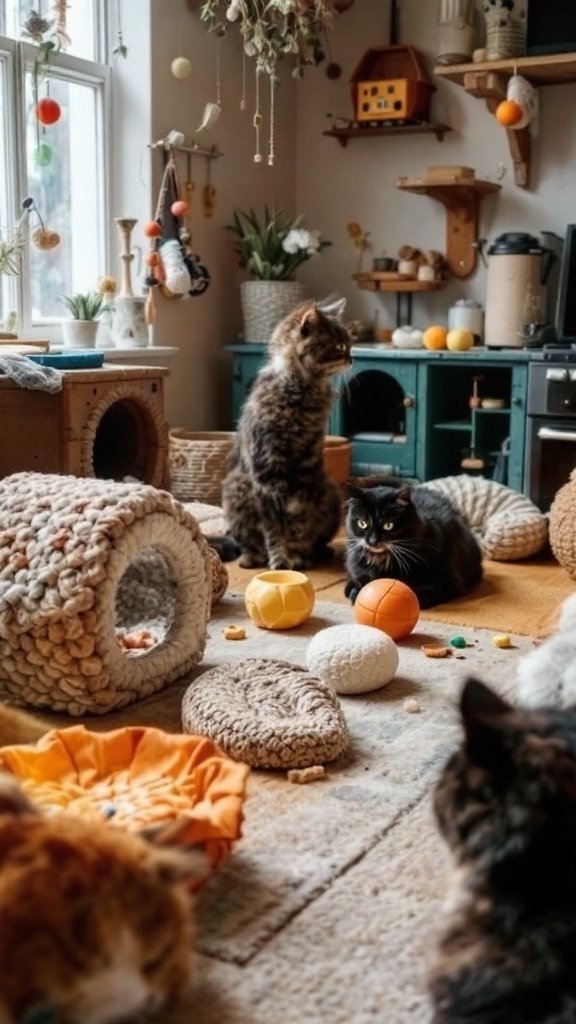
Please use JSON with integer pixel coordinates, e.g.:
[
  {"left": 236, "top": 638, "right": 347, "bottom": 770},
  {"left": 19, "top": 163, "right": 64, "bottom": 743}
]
[{"left": 23, "top": 8, "right": 61, "bottom": 168}]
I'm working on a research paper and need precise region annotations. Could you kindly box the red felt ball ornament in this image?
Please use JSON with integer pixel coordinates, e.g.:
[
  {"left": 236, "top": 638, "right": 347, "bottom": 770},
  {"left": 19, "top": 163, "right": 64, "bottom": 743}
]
[
  {"left": 171, "top": 200, "right": 189, "bottom": 217},
  {"left": 36, "top": 97, "right": 62, "bottom": 126},
  {"left": 143, "top": 220, "right": 161, "bottom": 238},
  {"left": 353, "top": 578, "right": 420, "bottom": 641}
]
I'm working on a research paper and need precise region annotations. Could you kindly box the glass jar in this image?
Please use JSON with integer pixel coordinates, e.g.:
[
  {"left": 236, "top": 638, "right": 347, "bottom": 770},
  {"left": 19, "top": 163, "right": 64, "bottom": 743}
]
[
  {"left": 437, "top": 0, "right": 475, "bottom": 65},
  {"left": 448, "top": 299, "right": 484, "bottom": 342}
]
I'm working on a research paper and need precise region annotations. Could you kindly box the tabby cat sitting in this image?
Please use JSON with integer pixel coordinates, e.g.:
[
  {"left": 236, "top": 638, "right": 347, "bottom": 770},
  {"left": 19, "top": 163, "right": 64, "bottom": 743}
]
[
  {"left": 344, "top": 482, "right": 483, "bottom": 608},
  {"left": 430, "top": 677, "right": 576, "bottom": 1023},
  {"left": 221, "top": 300, "right": 351, "bottom": 570}
]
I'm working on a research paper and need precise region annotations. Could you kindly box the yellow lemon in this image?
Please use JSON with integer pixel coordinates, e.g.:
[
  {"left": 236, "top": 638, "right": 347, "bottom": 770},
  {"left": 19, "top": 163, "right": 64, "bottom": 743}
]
[
  {"left": 446, "top": 328, "right": 474, "bottom": 352},
  {"left": 423, "top": 325, "right": 448, "bottom": 350}
]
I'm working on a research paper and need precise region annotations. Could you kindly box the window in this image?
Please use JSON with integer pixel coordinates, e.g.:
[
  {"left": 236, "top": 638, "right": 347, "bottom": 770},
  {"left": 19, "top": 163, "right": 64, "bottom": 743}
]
[{"left": 0, "top": 1, "right": 110, "bottom": 338}]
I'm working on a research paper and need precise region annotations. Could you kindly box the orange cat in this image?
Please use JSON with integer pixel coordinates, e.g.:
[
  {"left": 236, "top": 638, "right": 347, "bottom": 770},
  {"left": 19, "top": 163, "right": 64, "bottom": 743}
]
[{"left": 0, "top": 707, "right": 202, "bottom": 1024}]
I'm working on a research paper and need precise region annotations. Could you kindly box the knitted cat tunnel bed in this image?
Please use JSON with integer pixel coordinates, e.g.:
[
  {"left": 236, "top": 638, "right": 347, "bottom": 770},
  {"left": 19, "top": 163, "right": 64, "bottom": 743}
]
[
  {"left": 0, "top": 473, "right": 212, "bottom": 715},
  {"left": 182, "top": 657, "right": 350, "bottom": 769},
  {"left": 549, "top": 469, "right": 576, "bottom": 579}
]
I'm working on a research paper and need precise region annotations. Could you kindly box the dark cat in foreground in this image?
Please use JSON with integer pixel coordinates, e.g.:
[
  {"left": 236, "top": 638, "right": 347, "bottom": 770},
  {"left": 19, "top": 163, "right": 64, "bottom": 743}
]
[
  {"left": 220, "top": 300, "right": 351, "bottom": 570},
  {"left": 430, "top": 677, "right": 576, "bottom": 1023},
  {"left": 344, "top": 482, "right": 482, "bottom": 608}
]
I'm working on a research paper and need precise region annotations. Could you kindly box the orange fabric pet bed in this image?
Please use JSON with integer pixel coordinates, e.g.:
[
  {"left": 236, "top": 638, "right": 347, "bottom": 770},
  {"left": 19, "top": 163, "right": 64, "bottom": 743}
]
[{"left": 0, "top": 726, "right": 249, "bottom": 874}]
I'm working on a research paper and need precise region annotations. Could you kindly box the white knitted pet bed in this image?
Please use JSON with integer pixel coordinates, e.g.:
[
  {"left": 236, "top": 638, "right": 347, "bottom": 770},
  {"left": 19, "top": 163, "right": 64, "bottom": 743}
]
[
  {"left": 182, "top": 658, "right": 350, "bottom": 769},
  {"left": 0, "top": 472, "right": 211, "bottom": 715},
  {"left": 422, "top": 475, "right": 548, "bottom": 561}
]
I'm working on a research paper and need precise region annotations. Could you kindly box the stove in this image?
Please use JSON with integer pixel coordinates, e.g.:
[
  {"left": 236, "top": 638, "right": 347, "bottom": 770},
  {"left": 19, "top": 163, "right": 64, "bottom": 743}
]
[{"left": 525, "top": 349, "right": 576, "bottom": 510}]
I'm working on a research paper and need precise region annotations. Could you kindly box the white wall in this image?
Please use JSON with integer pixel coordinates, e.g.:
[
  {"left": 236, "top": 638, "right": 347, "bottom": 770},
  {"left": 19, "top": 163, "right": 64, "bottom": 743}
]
[{"left": 115, "top": 0, "right": 576, "bottom": 428}]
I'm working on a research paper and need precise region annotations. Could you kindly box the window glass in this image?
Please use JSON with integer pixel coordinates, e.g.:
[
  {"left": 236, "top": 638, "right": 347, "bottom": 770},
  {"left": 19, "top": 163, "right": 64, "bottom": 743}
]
[{"left": 6, "top": 0, "right": 96, "bottom": 61}]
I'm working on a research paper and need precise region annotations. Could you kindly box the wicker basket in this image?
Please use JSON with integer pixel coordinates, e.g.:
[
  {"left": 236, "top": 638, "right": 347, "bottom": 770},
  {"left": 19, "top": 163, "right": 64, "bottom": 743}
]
[
  {"left": 168, "top": 430, "right": 235, "bottom": 505},
  {"left": 484, "top": 14, "right": 525, "bottom": 60},
  {"left": 240, "top": 280, "right": 307, "bottom": 342}
]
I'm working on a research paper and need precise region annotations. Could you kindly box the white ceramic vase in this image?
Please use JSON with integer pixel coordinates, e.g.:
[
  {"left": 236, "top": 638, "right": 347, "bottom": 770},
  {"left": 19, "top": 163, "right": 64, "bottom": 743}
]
[
  {"left": 62, "top": 320, "right": 99, "bottom": 349},
  {"left": 111, "top": 296, "right": 149, "bottom": 348}
]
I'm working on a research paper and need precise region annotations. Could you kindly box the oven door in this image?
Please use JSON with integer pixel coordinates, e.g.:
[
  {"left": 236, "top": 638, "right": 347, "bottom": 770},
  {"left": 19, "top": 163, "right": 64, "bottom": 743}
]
[{"left": 524, "top": 417, "right": 576, "bottom": 511}]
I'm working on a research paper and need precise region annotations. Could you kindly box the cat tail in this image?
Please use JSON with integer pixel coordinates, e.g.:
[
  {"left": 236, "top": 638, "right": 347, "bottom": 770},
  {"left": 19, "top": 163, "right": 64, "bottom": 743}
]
[
  {"left": 0, "top": 702, "right": 48, "bottom": 745},
  {"left": 208, "top": 535, "right": 241, "bottom": 562}
]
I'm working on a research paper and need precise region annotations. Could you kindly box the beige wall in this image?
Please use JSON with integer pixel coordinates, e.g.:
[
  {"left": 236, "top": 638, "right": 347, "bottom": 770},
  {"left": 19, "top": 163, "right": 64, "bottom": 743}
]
[{"left": 115, "top": 0, "right": 576, "bottom": 429}]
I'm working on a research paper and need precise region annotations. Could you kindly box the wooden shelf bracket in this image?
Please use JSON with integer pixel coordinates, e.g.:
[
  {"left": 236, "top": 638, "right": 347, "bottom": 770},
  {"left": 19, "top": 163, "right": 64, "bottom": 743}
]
[
  {"left": 395, "top": 178, "right": 501, "bottom": 279},
  {"left": 463, "top": 71, "right": 531, "bottom": 188}
]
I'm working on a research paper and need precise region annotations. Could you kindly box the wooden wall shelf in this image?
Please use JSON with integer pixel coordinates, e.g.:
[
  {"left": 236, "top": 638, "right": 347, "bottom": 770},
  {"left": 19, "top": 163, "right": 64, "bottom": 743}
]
[
  {"left": 434, "top": 54, "right": 576, "bottom": 189},
  {"left": 323, "top": 122, "right": 452, "bottom": 147},
  {"left": 395, "top": 177, "right": 501, "bottom": 278},
  {"left": 352, "top": 273, "right": 446, "bottom": 293}
]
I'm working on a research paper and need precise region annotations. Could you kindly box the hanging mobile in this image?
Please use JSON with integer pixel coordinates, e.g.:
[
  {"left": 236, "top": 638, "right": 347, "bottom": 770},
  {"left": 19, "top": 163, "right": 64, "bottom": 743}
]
[
  {"left": 240, "top": 48, "right": 247, "bottom": 112},
  {"left": 268, "top": 76, "right": 275, "bottom": 167},
  {"left": 253, "top": 68, "right": 263, "bottom": 164},
  {"left": 202, "top": 157, "right": 216, "bottom": 218}
]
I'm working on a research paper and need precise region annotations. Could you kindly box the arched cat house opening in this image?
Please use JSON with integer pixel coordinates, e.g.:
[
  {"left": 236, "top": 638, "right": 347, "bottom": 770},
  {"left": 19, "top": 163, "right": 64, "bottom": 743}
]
[{"left": 341, "top": 367, "right": 417, "bottom": 478}]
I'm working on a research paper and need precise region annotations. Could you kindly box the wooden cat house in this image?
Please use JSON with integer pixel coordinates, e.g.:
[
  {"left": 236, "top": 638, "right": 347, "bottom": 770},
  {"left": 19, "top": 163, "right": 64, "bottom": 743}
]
[{"left": 350, "top": 44, "right": 435, "bottom": 124}]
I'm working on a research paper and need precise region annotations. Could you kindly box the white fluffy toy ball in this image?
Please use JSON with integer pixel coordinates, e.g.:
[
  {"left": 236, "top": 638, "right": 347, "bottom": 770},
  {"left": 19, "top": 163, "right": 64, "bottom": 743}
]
[{"left": 306, "top": 623, "right": 399, "bottom": 695}]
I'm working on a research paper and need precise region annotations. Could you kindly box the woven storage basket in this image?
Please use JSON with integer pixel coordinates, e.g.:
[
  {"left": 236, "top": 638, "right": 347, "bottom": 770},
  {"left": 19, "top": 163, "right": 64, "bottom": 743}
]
[
  {"left": 168, "top": 430, "right": 235, "bottom": 505},
  {"left": 240, "top": 280, "right": 307, "bottom": 342},
  {"left": 484, "top": 15, "right": 525, "bottom": 60}
]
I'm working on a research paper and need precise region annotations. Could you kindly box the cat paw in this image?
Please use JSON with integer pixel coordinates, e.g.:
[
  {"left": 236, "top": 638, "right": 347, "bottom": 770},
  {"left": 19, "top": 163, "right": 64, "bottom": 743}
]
[{"left": 239, "top": 552, "right": 267, "bottom": 569}]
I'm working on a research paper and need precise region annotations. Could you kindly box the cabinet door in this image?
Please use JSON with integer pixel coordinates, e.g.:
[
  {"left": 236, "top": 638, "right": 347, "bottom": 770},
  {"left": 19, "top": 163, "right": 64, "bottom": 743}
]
[
  {"left": 339, "top": 360, "right": 418, "bottom": 477},
  {"left": 230, "top": 352, "right": 265, "bottom": 425}
]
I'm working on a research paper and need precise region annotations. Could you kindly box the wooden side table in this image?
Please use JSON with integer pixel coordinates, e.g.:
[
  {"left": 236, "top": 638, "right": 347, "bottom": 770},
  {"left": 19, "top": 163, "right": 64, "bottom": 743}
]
[{"left": 0, "top": 365, "right": 169, "bottom": 486}]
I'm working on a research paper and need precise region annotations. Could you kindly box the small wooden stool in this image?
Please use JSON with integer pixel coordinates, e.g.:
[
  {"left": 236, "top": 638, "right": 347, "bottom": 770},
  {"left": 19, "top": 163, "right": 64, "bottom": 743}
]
[{"left": 0, "top": 364, "right": 168, "bottom": 486}]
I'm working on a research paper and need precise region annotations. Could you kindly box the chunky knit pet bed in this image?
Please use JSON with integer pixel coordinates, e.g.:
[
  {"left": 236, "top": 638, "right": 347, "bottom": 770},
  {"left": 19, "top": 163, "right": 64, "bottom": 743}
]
[
  {"left": 549, "top": 469, "right": 576, "bottom": 579},
  {"left": 182, "top": 657, "right": 350, "bottom": 769},
  {"left": 422, "top": 474, "right": 548, "bottom": 561},
  {"left": 0, "top": 473, "right": 212, "bottom": 715}
]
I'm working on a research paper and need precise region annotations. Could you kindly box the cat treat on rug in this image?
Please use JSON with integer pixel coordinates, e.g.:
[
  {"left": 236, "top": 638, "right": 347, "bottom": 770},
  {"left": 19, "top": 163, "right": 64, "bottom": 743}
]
[
  {"left": 429, "top": 677, "right": 576, "bottom": 1023},
  {"left": 220, "top": 299, "right": 351, "bottom": 570},
  {"left": 345, "top": 482, "right": 483, "bottom": 608}
]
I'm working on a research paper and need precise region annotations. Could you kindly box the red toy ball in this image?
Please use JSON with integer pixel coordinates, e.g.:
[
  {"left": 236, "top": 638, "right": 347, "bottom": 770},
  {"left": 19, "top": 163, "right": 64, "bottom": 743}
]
[
  {"left": 36, "top": 97, "right": 61, "bottom": 126},
  {"left": 171, "top": 199, "right": 189, "bottom": 217},
  {"left": 353, "top": 578, "right": 420, "bottom": 641}
]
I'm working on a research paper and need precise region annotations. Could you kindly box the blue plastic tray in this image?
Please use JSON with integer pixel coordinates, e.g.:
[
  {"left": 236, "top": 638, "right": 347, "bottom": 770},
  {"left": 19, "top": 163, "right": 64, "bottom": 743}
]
[{"left": 28, "top": 351, "right": 105, "bottom": 369}]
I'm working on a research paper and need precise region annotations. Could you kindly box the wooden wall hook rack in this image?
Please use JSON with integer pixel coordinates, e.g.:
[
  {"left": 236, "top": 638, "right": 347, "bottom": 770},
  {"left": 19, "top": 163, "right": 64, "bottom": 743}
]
[{"left": 148, "top": 140, "right": 223, "bottom": 160}]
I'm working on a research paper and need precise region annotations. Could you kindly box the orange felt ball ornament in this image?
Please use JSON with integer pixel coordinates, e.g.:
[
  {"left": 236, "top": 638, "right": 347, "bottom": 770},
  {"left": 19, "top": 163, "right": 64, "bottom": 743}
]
[
  {"left": 171, "top": 199, "right": 189, "bottom": 217},
  {"left": 495, "top": 99, "right": 523, "bottom": 127},
  {"left": 144, "top": 220, "right": 161, "bottom": 238},
  {"left": 353, "top": 579, "right": 420, "bottom": 640},
  {"left": 36, "top": 97, "right": 61, "bottom": 125}
]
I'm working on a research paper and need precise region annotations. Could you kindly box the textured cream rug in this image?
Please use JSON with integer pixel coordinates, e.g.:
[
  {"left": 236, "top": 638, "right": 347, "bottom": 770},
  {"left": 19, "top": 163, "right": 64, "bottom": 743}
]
[
  {"left": 40, "top": 595, "right": 535, "bottom": 1023},
  {"left": 161, "top": 595, "right": 533, "bottom": 1024}
]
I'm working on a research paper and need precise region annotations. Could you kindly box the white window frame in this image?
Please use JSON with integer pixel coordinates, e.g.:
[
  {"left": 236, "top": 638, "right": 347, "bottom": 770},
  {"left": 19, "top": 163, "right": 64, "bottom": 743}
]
[{"left": 0, "top": 13, "right": 111, "bottom": 341}]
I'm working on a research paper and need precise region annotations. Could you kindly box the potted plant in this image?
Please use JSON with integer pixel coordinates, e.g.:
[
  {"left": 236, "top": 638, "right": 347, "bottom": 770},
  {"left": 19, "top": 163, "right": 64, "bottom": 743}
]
[
  {"left": 59, "top": 291, "right": 104, "bottom": 349},
  {"left": 227, "top": 207, "right": 331, "bottom": 341}
]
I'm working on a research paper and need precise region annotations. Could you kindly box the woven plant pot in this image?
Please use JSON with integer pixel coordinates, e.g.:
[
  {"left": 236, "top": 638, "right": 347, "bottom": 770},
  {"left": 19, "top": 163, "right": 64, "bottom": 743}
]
[
  {"left": 484, "top": 15, "right": 525, "bottom": 60},
  {"left": 240, "top": 280, "right": 307, "bottom": 343},
  {"left": 168, "top": 429, "right": 236, "bottom": 505}
]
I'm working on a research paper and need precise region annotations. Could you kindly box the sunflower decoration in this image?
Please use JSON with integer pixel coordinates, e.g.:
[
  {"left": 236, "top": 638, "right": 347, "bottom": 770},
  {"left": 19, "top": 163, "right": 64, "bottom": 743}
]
[{"left": 347, "top": 221, "right": 371, "bottom": 272}]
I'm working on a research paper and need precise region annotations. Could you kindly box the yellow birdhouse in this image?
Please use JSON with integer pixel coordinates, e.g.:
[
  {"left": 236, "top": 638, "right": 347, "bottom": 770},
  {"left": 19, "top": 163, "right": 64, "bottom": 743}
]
[{"left": 350, "top": 45, "right": 435, "bottom": 124}]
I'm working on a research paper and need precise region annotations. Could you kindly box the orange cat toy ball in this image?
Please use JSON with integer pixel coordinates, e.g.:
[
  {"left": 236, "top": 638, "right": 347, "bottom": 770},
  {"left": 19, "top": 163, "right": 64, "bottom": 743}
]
[{"left": 353, "top": 579, "right": 420, "bottom": 640}]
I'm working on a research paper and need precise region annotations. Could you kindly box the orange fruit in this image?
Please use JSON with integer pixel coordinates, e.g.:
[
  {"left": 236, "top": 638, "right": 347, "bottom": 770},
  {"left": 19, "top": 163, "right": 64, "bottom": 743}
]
[
  {"left": 423, "top": 324, "right": 448, "bottom": 350},
  {"left": 495, "top": 99, "right": 523, "bottom": 127}
]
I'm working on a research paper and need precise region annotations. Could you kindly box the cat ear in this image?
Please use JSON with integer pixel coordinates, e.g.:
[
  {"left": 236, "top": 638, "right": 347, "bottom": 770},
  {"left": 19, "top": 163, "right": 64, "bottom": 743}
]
[
  {"left": 460, "top": 678, "right": 513, "bottom": 768},
  {"left": 0, "top": 772, "right": 39, "bottom": 817},
  {"left": 299, "top": 304, "right": 320, "bottom": 338},
  {"left": 396, "top": 487, "right": 412, "bottom": 505},
  {"left": 317, "top": 294, "right": 347, "bottom": 321},
  {"left": 346, "top": 483, "right": 365, "bottom": 503}
]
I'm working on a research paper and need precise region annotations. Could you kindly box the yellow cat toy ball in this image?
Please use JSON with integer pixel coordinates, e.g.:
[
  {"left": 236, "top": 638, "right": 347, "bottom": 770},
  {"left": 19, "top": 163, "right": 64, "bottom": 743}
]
[
  {"left": 244, "top": 570, "right": 315, "bottom": 630},
  {"left": 353, "top": 578, "right": 420, "bottom": 640},
  {"left": 171, "top": 57, "right": 192, "bottom": 80}
]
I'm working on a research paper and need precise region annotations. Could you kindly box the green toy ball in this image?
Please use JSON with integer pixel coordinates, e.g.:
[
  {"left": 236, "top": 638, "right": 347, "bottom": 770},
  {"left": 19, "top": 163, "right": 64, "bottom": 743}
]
[{"left": 34, "top": 141, "right": 52, "bottom": 167}]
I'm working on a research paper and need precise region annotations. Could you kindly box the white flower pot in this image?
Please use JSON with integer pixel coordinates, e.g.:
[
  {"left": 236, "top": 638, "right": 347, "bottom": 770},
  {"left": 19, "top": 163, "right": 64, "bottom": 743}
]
[
  {"left": 62, "top": 320, "right": 99, "bottom": 349},
  {"left": 240, "top": 280, "right": 307, "bottom": 343}
]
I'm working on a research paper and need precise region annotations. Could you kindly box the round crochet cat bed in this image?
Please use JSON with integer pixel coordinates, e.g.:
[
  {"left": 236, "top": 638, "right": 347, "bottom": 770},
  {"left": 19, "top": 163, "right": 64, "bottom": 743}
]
[
  {"left": 549, "top": 469, "right": 576, "bottom": 579},
  {"left": 422, "top": 475, "right": 548, "bottom": 561},
  {"left": 0, "top": 472, "right": 212, "bottom": 715},
  {"left": 0, "top": 725, "right": 249, "bottom": 880},
  {"left": 181, "top": 657, "right": 350, "bottom": 769}
]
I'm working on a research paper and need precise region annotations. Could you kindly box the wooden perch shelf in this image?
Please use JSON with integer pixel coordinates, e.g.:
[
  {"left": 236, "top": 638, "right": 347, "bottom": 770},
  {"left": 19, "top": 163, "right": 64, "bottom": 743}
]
[
  {"left": 395, "top": 177, "right": 501, "bottom": 278},
  {"left": 323, "top": 122, "right": 452, "bottom": 147},
  {"left": 352, "top": 274, "right": 447, "bottom": 293},
  {"left": 434, "top": 54, "right": 576, "bottom": 189}
]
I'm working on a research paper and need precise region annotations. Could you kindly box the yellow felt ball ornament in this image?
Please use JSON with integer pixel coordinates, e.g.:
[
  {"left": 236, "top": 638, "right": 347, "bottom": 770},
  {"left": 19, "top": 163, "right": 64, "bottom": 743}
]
[
  {"left": 495, "top": 99, "right": 523, "bottom": 127},
  {"left": 171, "top": 57, "right": 192, "bottom": 80},
  {"left": 423, "top": 325, "right": 448, "bottom": 350}
]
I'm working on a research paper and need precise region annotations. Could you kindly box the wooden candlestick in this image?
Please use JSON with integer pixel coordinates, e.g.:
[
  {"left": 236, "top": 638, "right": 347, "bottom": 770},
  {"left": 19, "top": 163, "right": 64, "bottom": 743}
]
[{"left": 115, "top": 217, "right": 137, "bottom": 298}]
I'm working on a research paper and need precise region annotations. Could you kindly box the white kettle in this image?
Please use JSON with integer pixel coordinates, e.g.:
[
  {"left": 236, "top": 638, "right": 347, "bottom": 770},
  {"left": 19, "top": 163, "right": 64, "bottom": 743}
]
[{"left": 482, "top": 233, "right": 556, "bottom": 348}]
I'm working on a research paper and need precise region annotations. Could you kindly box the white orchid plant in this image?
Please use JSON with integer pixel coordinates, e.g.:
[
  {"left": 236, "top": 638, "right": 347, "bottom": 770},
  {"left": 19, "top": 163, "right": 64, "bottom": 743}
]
[
  {"left": 227, "top": 207, "right": 331, "bottom": 280},
  {"left": 199, "top": 0, "right": 334, "bottom": 79}
]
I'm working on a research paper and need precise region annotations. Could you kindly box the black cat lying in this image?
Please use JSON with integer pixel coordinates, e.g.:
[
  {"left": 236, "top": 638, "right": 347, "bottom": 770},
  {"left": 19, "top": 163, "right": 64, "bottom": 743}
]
[
  {"left": 344, "top": 482, "right": 482, "bottom": 608},
  {"left": 430, "top": 677, "right": 576, "bottom": 1023}
]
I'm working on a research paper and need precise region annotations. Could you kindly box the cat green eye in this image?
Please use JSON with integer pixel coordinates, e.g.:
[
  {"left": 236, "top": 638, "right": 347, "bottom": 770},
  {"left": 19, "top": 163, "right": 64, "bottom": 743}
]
[
  {"left": 382, "top": 521, "right": 394, "bottom": 531},
  {"left": 357, "top": 518, "right": 368, "bottom": 530}
]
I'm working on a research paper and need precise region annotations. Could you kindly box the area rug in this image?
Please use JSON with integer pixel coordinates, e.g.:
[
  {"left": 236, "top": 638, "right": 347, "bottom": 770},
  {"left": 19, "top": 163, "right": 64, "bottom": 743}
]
[{"left": 137, "top": 595, "right": 534, "bottom": 1024}]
